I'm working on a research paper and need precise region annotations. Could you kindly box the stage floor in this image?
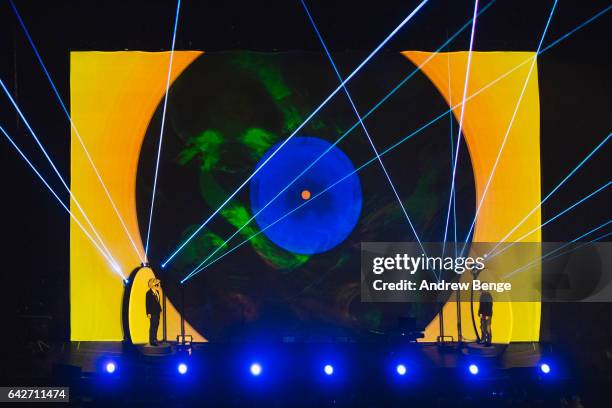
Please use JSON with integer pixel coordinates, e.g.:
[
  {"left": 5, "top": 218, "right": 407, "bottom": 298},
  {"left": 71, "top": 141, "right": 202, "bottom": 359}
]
[{"left": 59, "top": 341, "right": 544, "bottom": 374}]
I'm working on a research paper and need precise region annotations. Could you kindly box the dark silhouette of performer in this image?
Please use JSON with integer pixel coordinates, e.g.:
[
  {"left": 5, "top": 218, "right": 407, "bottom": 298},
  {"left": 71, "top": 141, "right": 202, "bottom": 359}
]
[
  {"left": 478, "top": 290, "right": 493, "bottom": 345},
  {"left": 146, "top": 278, "right": 162, "bottom": 346}
]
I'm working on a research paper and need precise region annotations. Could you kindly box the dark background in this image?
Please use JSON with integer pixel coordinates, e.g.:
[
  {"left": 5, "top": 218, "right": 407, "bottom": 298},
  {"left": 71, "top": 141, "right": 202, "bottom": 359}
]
[{"left": 0, "top": 0, "right": 610, "bottom": 351}]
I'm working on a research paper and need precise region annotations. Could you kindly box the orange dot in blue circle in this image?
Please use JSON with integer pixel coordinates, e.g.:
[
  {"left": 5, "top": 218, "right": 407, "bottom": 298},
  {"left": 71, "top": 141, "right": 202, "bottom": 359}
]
[{"left": 250, "top": 136, "right": 362, "bottom": 255}]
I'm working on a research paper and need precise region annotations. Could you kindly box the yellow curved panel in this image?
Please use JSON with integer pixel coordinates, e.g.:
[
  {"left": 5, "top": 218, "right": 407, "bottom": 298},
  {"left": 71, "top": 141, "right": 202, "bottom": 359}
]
[
  {"left": 70, "top": 51, "right": 205, "bottom": 341},
  {"left": 402, "top": 51, "right": 541, "bottom": 343}
]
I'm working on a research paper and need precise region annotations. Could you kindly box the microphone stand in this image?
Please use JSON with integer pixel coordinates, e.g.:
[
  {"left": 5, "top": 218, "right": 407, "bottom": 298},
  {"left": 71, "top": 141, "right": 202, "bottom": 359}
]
[
  {"left": 161, "top": 283, "right": 167, "bottom": 344},
  {"left": 470, "top": 268, "right": 482, "bottom": 343}
]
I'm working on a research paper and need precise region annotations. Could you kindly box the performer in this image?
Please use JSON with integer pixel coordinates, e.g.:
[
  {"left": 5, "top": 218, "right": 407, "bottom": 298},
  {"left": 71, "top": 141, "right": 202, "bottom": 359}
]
[
  {"left": 478, "top": 290, "right": 493, "bottom": 345},
  {"left": 146, "top": 278, "right": 162, "bottom": 346}
]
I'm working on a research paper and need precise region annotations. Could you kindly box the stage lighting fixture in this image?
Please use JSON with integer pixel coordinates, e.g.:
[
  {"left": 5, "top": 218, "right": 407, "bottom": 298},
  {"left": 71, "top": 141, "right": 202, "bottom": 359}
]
[
  {"left": 105, "top": 362, "right": 116, "bottom": 374},
  {"left": 250, "top": 363, "right": 262, "bottom": 376},
  {"left": 396, "top": 364, "right": 407, "bottom": 376},
  {"left": 539, "top": 363, "right": 551, "bottom": 374},
  {"left": 177, "top": 363, "right": 188, "bottom": 375},
  {"left": 468, "top": 364, "right": 479, "bottom": 375},
  {"left": 324, "top": 364, "right": 334, "bottom": 376}
]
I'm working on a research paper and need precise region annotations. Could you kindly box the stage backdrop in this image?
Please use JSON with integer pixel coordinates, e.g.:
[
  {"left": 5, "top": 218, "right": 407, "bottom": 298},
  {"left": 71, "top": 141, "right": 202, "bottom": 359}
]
[{"left": 70, "top": 50, "right": 541, "bottom": 343}]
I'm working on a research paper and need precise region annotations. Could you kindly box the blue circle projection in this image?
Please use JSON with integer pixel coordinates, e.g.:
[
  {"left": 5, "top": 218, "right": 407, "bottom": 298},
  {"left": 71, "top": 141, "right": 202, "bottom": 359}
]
[{"left": 250, "top": 136, "right": 362, "bottom": 255}]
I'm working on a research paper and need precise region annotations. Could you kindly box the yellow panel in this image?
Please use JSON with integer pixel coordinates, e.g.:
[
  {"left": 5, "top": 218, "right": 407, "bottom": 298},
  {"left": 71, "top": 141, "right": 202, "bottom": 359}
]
[
  {"left": 70, "top": 51, "right": 205, "bottom": 341},
  {"left": 402, "top": 51, "right": 542, "bottom": 342}
]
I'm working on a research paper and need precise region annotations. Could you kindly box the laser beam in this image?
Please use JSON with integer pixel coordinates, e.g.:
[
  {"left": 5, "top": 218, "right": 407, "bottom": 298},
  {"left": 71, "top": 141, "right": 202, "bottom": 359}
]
[
  {"left": 459, "top": 0, "right": 558, "bottom": 256},
  {"left": 447, "top": 45, "right": 458, "bottom": 258},
  {"left": 0, "top": 124, "right": 124, "bottom": 278},
  {"left": 186, "top": 0, "right": 441, "bottom": 282},
  {"left": 489, "top": 180, "right": 610, "bottom": 260},
  {"left": 181, "top": 54, "right": 538, "bottom": 282},
  {"left": 182, "top": 7, "right": 610, "bottom": 282},
  {"left": 0, "top": 78, "right": 118, "bottom": 269},
  {"left": 540, "top": 5, "right": 611, "bottom": 54},
  {"left": 523, "top": 230, "right": 611, "bottom": 275},
  {"left": 9, "top": 0, "right": 145, "bottom": 264},
  {"left": 145, "top": 0, "right": 182, "bottom": 260},
  {"left": 162, "top": 0, "right": 431, "bottom": 268},
  {"left": 441, "top": 0, "right": 480, "bottom": 257},
  {"left": 300, "top": 0, "right": 426, "bottom": 254},
  {"left": 503, "top": 218, "right": 612, "bottom": 279},
  {"left": 487, "top": 133, "right": 610, "bottom": 258},
  {"left": 179, "top": 0, "right": 498, "bottom": 276}
]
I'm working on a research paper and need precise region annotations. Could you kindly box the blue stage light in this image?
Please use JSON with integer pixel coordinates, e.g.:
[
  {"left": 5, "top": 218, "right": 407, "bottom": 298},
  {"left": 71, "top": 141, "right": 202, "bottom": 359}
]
[
  {"left": 396, "top": 364, "right": 407, "bottom": 376},
  {"left": 177, "top": 363, "right": 188, "bottom": 375},
  {"left": 250, "top": 363, "right": 262, "bottom": 376},
  {"left": 468, "top": 364, "right": 479, "bottom": 375},
  {"left": 105, "top": 362, "right": 116, "bottom": 374},
  {"left": 540, "top": 363, "right": 551, "bottom": 374},
  {"left": 324, "top": 364, "right": 334, "bottom": 376}
]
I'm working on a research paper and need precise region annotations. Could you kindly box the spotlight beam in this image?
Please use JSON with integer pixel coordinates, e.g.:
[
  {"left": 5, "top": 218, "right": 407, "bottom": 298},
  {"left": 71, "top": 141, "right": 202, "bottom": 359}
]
[
  {"left": 145, "top": 0, "right": 182, "bottom": 260},
  {"left": 0, "top": 78, "right": 119, "bottom": 270},
  {"left": 459, "top": 0, "right": 558, "bottom": 256},
  {"left": 489, "top": 180, "right": 610, "bottom": 260},
  {"left": 441, "top": 0, "right": 481, "bottom": 257},
  {"left": 0, "top": 124, "right": 124, "bottom": 277},
  {"left": 502, "top": 218, "right": 612, "bottom": 279},
  {"left": 486, "top": 133, "right": 610, "bottom": 258},
  {"left": 9, "top": 0, "right": 146, "bottom": 264},
  {"left": 181, "top": 8, "right": 610, "bottom": 282},
  {"left": 181, "top": 0, "right": 499, "bottom": 279},
  {"left": 299, "top": 0, "right": 430, "bottom": 267},
  {"left": 162, "top": 0, "right": 431, "bottom": 268}
]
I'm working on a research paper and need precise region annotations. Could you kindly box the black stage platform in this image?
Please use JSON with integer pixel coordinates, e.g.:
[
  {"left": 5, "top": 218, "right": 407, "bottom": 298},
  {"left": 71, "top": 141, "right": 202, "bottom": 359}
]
[
  {"left": 61, "top": 341, "right": 542, "bottom": 373},
  {"left": 4, "top": 340, "right": 611, "bottom": 407}
]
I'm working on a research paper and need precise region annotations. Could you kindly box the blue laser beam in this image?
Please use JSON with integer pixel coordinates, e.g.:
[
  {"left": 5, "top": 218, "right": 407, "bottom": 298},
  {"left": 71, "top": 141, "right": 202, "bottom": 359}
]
[
  {"left": 503, "top": 219, "right": 612, "bottom": 279},
  {"left": 487, "top": 133, "right": 610, "bottom": 257},
  {"left": 9, "top": 0, "right": 145, "bottom": 264},
  {"left": 539, "top": 5, "right": 611, "bottom": 54},
  {"left": 163, "top": 0, "right": 431, "bottom": 268},
  {"left": 529, "top": 231, "right": 612, "bottom": 274},
  {"left": 182, "top": 8, "right": 609, "bottom": 282},
  {"left": 182, "top": 59, "right": 532, "bottom": 282},
  {"left": 300, "top": 0, "right": 428, "bottom": 260},
  {"left": 489, "top": 180, "right": 610, "bottom": 260},
  {"left": 0, "top": 124, "right": 124, "bottom": 278},
  {"left": 446, "top": 46, "right": 458, "bottom": 258},
  {"left": 441, "top": 0, "right": 480, "bottom": 257},
  {"left": 145, "top": 0, "right": 182, "bottom": 260},
  {"left": 181, "top": 1, "right": 499, "bottom": 278},
  {"left": 459, "top": 0, "right": 558, "bottom": 256},
  {"left": 0, "top": 78, "right": 119, "bottom": 268}
]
